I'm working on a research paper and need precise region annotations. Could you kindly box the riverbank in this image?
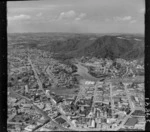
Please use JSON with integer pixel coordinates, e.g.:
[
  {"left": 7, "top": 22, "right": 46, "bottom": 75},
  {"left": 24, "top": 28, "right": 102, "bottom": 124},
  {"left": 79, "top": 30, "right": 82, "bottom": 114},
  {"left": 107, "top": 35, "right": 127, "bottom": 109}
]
[{"left": 74, "top": 62, "right": 144, "bottom": 83}]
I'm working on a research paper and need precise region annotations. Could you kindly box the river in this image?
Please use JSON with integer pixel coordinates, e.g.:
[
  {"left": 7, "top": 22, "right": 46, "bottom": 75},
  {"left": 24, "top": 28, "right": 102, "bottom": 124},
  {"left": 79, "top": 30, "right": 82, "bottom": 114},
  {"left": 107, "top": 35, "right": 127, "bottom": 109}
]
[
  {"left": 74, "top": 63, "right": 100, "bottom": 81},
  {"left": 74, "top": 62, "right": 144, "bottom": 83}
]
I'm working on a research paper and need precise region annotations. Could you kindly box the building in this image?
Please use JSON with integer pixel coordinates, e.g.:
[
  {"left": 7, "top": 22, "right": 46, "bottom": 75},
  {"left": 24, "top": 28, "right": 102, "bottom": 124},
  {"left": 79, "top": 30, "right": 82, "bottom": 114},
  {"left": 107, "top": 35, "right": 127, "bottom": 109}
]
[
  {"left": 25, "top": 85, "right": 29, "bottom": 93},
  {"left": 55, "top": 117, "right": 66, "bottom": 125},
  {"left": 62, "top": 122, "right": 70, "bottom": 128},
  {"left": 24, "top": 125, "right": 36, "bottom": 132},
  {"left": 124, "top": 117, "right": 138, "bottom": 128},
  {"left": 45, "top": 90, "right": 50, "bottom": 97},
  {"left": 134, "top": 123, "right": 145, "bottom": 130},
  {"left": 89, "top": 120, "right": 95, "bottom": 128},
  {"left": 37, "top": 127, "right": 52, "bottom": 131}
]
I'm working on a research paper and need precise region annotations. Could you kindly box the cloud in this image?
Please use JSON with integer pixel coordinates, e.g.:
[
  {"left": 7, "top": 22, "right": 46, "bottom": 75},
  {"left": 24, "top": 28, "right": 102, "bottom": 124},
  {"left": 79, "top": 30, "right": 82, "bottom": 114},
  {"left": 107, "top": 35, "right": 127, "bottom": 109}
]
[
  {"left": 130, "top": 20, "right": 137, "bottom": 24},
  {"left": 139, "top": 8, "right": 145, "bottom": 14},
  {"left": 57, "top": 10, "right": 86, "bottom": 21},
  {"left": 105, "top": 18, "right": 111, "bottom": 22},
  {"left": 75, "top": 18, "right": 81, "bottom": 21},
  {"left": 36, "top": 13, "right": 42, "bottom": 17},
  {"left": 8, "top": 14, "right": 31, "bottom": 21},
  {"left": 58, "top": 10, "right": 76, "bottom": 20},
  {"left": 75, "top": 13, "right": 87, "bottom": 21},
  {"left": 114, "top": 16, "right": 132, "bottom": 22},
  {"left": 8, "top": 5, "right": 67, "bottom": 13},
  {"left": 106, "top": 16, "right": 137, "bottom": 24},
  {"left": 122, "top": 16, "right": 132, "bottom": 21},
  {"left": 78, "top": 13, "right": 86, "bottom": 18}
]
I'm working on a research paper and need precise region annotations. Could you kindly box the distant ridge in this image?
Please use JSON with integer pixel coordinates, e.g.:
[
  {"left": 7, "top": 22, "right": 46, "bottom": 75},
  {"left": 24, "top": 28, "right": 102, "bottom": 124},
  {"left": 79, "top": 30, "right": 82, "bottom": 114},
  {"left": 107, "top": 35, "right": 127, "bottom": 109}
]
[
  {"left": 52, "top": 35, "right": 144, "bottom": 60},
  {"left": 75, "top": 35, "right": 144, "bottom": 60},
  {"left": 8, "top": 33, "right": 144, "bottom": 60}
]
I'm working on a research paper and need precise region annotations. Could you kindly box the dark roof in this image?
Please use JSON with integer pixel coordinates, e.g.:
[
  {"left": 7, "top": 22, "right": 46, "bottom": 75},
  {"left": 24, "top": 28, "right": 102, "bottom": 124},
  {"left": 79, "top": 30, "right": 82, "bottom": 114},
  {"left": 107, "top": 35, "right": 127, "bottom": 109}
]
[
  {"left": 132, "top": 110, "right": 145, "bottom": 116},
  {"left": 118, "top": 128, "right": 143, "bottom": 131},
  {"left": 55, "top": 117, "right": 66, "bottom": 124},
  {"left": 85, "top": 99, "right": 92, "bottom": 105},
  {"left": 80, "top": 110, "right": 86, "bottom": 115},
  {"left": 53, "top": 96, "right": 63, "bottom": 103},
  {"left": 125, "top": 118, "right": 138, "bottom": 126}
]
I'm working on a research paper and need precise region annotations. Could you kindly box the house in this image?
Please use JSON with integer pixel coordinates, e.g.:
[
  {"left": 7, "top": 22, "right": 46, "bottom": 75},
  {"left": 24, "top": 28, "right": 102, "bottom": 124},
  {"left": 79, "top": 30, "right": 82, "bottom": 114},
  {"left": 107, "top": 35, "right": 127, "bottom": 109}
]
[
  {"left": 62, "top": 122, "right": 70, "bottom": 128},
  {"left": 55, "top": 117, "right": 66, "bottom": 125},
  {"left": 37, "top": 127, "right": 52, "bottom": 131},
  {"left": 89, "top": 120, "right": 95, "bottom": 128},
  {"left": 24, "top": 125, "right": 36, "bottom": 132},
  {"left": 25, "top": 85, "right": 29, "bottom": 93}
]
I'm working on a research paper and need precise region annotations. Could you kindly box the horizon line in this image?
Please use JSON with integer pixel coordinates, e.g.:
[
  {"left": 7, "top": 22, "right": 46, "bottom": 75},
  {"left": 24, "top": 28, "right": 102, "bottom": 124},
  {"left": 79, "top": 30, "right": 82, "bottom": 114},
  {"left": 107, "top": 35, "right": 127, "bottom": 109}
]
[{"left": 7, "top": 31, "right": 144, "bottom": 35}]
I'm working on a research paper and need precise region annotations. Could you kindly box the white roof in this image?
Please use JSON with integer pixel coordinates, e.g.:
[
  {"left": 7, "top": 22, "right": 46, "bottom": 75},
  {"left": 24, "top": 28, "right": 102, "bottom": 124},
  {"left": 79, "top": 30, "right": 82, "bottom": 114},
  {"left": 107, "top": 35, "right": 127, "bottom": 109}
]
[
  {"left": 38, "top": 128, "right": 52, "bottom": 131},
  {"left": 24, "top": 125, "right": 35, "bottom": 131}
]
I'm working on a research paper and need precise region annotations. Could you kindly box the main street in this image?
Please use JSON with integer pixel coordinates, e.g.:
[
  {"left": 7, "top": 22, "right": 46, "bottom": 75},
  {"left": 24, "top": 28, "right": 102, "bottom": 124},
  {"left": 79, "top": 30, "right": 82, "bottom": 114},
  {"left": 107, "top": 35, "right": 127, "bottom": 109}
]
[
  {"left": 92, "top": 82, "right": 98, "bottom": 107},
  {"left": 75, "top": 85, "right": 86, "bottom": 104},
  {"left": 45, "top": 65, "right": 56, "bottom": 84},
  {"left": 122, "top": 66, "right": 129, "bottom": 78},
  {"left": 124, "top": 83, "right": 135, "bottom": 111},
  {"left": 110, "top": 83, "right": 114, "bottom": 117},
  {"left": 28, "top": 56, "right": 45, "bottom": 93}
]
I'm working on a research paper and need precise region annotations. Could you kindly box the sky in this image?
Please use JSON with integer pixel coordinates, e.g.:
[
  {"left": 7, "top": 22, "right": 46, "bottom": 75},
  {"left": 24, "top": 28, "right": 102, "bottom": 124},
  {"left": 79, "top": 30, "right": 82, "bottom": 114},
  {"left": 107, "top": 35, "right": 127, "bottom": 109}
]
[{"left": 7, "top": 0, "right": 145, "bottom": 34}]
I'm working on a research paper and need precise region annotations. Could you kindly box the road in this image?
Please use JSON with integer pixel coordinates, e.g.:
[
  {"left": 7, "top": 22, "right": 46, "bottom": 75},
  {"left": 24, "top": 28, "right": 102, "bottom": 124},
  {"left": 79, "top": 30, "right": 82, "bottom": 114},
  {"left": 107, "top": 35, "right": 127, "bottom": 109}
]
[
  {"left": 28, "top": 57, "right": 45, "bottom": 92},
  {"left": 45, "top": 65, "right": 56, "bottom": 83},
  {"left": 75, "top": 86, "right": 85, "bottom": 103},
  {"left": 92, "top": 82, "right": 98, "bottom": 107},
  {"left": 110, "top": 83, "right": 114, "bottom": 116},
  {"left": 124, "top": 83, "right": 135, "bottom": 111},
  {"left": 122, "top": 66, "right": 129, "bottom": 78}
]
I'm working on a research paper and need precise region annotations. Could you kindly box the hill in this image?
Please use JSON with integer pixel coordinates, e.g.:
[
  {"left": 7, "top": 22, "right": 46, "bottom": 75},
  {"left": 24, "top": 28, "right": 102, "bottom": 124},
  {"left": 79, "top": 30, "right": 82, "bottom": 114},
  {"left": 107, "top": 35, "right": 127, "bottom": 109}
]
[
  {"left": 8, "top": 33, "right": 144, "bottom": 60},
  {"left": 49, "top": 35, "right": 144, "bottom": 60},
  {"left": 76, "top": 35, "right": 144, "bottom": 60}
]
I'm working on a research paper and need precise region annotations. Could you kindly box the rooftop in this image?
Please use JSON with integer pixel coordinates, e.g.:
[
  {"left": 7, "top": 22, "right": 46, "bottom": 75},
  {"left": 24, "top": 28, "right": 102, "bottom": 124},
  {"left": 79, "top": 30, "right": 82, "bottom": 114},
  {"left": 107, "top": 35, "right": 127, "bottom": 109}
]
[{"left": 125, "top": 117, "right": 138, "bottom": 126}]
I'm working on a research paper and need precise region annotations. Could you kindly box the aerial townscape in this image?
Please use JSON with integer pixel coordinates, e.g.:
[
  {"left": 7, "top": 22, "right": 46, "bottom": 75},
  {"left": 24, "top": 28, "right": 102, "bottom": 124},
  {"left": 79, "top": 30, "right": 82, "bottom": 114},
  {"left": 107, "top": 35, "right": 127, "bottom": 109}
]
[{"left": 7, "top": 33, "right": 145, "bottom": 131}]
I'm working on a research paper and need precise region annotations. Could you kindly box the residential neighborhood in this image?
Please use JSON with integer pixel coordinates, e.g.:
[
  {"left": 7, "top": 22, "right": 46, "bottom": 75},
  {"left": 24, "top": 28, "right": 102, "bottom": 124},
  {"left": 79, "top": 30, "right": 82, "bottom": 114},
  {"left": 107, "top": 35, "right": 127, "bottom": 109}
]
[{"left": 8, "top": 47, "right": 145, "bottom": 131}]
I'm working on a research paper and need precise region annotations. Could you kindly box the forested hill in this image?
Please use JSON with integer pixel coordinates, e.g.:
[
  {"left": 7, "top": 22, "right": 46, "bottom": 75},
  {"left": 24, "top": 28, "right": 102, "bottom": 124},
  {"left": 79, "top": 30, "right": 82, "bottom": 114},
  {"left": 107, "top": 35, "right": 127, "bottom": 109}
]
[{"left": 8, "top": 33, "right": 144, "bottom": 60}]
